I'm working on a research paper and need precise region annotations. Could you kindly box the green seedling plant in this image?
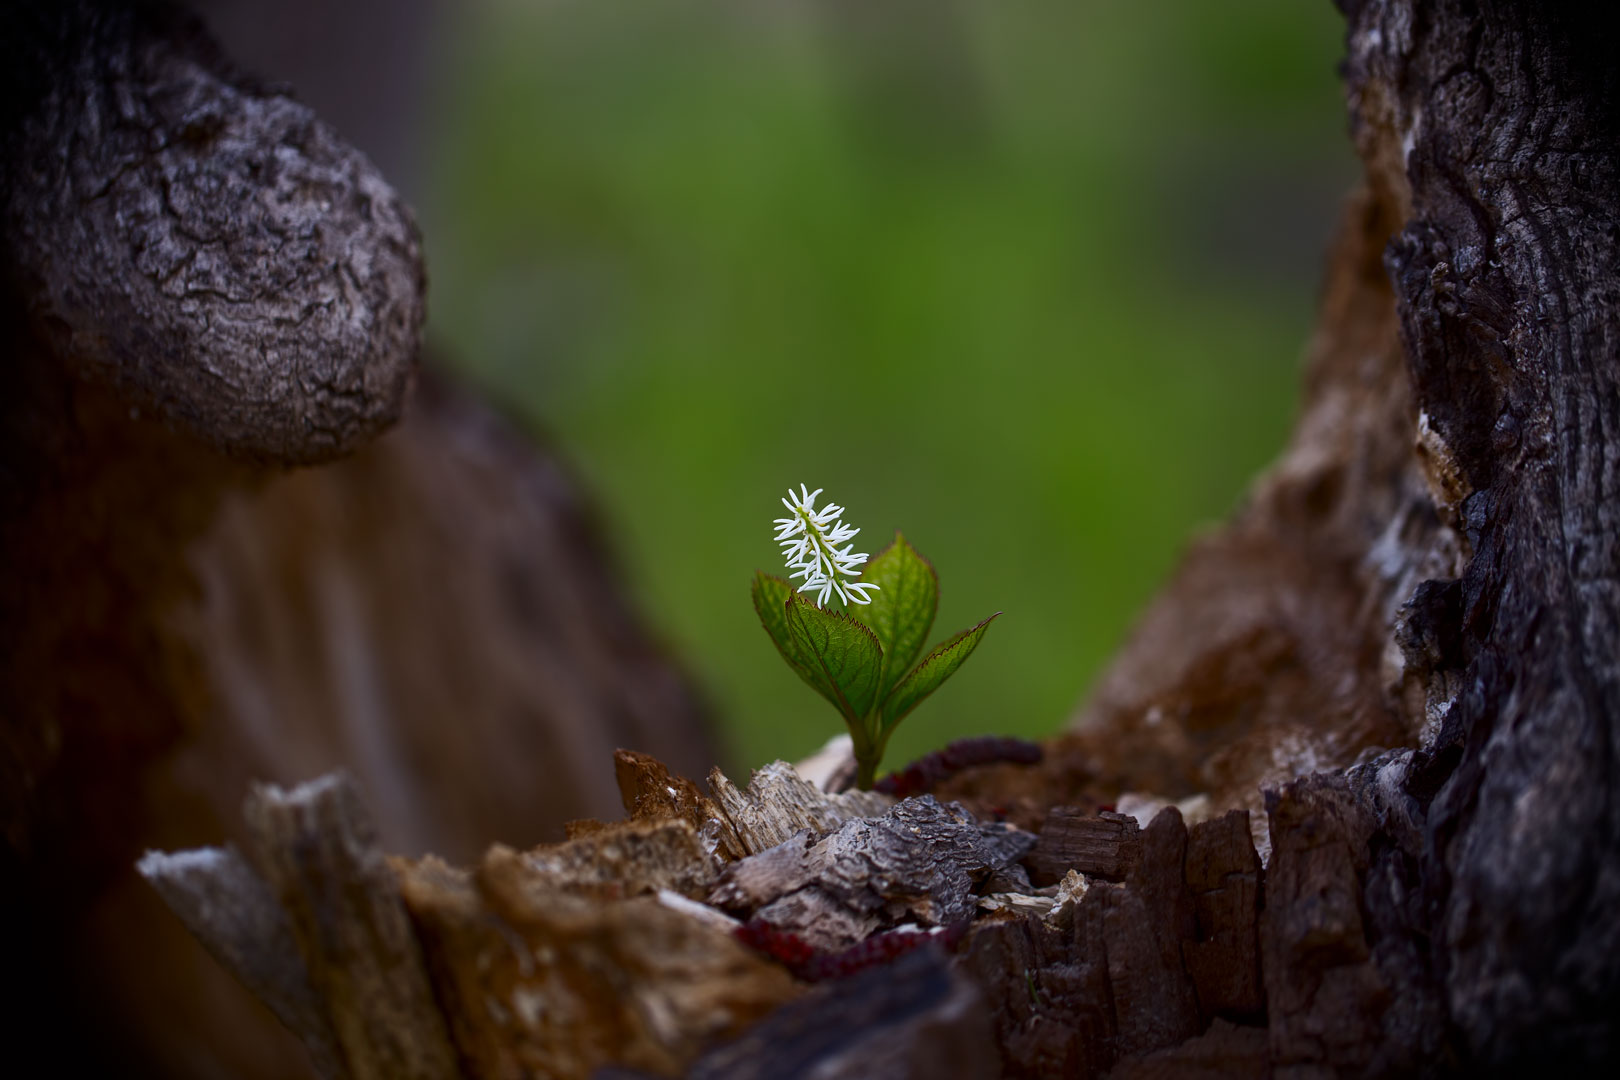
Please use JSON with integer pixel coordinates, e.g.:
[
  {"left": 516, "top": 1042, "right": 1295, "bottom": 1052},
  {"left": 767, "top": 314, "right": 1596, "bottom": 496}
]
[{"left": 752, "top": 485, "right": 999, "bottom": 790}]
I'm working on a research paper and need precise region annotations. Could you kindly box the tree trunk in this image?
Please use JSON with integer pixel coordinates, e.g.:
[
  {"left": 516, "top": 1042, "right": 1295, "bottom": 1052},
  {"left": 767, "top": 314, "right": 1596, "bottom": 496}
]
[
  {"left": 0, "top": 3, "right": 715, "bottom": 1075},
  {"left": 1061, "top": 0, "right": 1620, "bottom": 1067},
  {"left": 19, "top": 0, "right": 1620, "bottom": 1076}
]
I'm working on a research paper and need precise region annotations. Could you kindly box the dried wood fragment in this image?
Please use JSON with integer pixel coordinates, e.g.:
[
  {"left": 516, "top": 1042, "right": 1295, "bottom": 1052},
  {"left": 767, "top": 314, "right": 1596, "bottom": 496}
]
[
  {"left": 709, "top": 796, "right": 1034, "bottom": 951},
  {"left": 1026, "top": 808, "right": 1143, "bottom": 886},
  {"left": 958, "top": 805, "right": 1267, "bottom": 1077},
  {"left": 242, "top": 773, "right": 460, "bottom": 1080},
  {"left": 1182, "top": 810, "right": 1264, "bottom": 1021},
  {"left": 399, "top": 848, "right": 799, "bottom": 1080},
  {"left": 707, "top": 761, "right": 893, "bottom": 856},
  {"left": 959, "top": 903, "right": 1114, "bottom": 1077},
  {"left": 615, "top": 748, "right": 743, "bottom": 860},
  {"left": 618, "top": 754, "right": 895, "bottom": 863},
  {"left": 1105, "top": 809, "right": 1201, "bottom": 1057},
  {"left": 136, "top": 846, "right": 346, "bottom": 1080},
  {"left": 976, "top": 891, "right": 1057, "bottom": 919},
  {"left": 512, "top": 816, "right": 717, "bottom": 900},
  {"left": 1260, "top": 756, "right": 1443, "bottom": 1075}
]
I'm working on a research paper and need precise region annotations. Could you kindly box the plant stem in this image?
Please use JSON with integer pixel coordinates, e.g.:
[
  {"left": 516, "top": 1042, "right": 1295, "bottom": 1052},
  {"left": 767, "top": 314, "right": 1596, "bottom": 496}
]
[{"left": 855, "top": 754, "right": 878, "bottom": 791}]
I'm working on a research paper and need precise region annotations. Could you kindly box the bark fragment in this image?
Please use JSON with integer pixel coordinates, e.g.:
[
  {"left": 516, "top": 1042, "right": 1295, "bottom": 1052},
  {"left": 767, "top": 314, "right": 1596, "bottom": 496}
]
[
  {"left": 242, "top": 774, "right": 460, "bottom": 1080},
  {"left": 709, "top": 795, "right": 1035, "bottom": 951},
  {"left": 136, "top": 845, "right": 345, "bottom": 1079},
  {"left": 1026, "top": 809, "right": 1143, "bottom": 886}
]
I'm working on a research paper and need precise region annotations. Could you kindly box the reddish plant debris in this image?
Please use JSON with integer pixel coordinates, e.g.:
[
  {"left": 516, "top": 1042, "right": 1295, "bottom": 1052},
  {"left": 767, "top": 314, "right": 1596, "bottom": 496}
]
[
  {"left": 734, "top": 919, "right": 969, "bottom": 982},
  {"left": 874, "top": 736, "right": 1044, "bottom": 798}
]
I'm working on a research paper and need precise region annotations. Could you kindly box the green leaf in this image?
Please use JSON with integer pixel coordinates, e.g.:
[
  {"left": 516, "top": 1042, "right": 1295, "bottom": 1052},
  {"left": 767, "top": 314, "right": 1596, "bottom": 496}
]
[
  {"left": 752, "top": 572, "right": 833, "bottom": 703},
  {"left": 880, "top": 612, "right": 1000, "bottom": 733},
  {"left": 855, "top": 532, "right": 938, "bottom": 699},
  {"left": 785, "top": 594, "right": 885, "bottom": 727}
]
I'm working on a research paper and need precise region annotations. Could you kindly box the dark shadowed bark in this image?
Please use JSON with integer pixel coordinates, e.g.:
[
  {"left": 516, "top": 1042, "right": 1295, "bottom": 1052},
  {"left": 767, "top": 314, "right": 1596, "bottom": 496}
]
[
  {"left": 1059, "top": 0, "right": 1620, "bottom": 1069},
  {"left": 0, "top": 3, "right": 715, "bottom": 1076}
]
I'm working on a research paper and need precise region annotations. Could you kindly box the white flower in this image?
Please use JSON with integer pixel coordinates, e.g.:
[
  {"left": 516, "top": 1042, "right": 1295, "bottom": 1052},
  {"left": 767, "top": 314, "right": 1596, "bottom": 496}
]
[{"left": 773, "top": 484, "right": 880, "bottom": 606}]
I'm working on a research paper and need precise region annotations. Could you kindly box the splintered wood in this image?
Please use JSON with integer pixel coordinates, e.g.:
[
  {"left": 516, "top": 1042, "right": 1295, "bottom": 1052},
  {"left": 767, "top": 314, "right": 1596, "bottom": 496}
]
[
  {"left": 709, "top": 796, "right": 1035, "bottom": 950},
  {"left": 398, "top": 852, "right": 797, "bottom": 1078},
  {"left": 139, "top": 749, "right": 1285, "bottom": 1079},
  {"left": 143, "top": 753, "right": 1057, "bottom": 1078}
]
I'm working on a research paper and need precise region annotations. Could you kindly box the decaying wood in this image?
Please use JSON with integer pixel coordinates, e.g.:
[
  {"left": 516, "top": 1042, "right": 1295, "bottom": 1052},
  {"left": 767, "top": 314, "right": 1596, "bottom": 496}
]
[
  {"left": 951, "top": 805, "right": 1263, "bottom": 1078},
  {"left": 2, "top": 2, "right": 421, "bottom": 464},
  {"left": 149, "top": 749, "right": 1275, "bottom": 1078},
  {"left": 706, "top": 760, "right": 894, "bottom": 858},
  {"left": 1025, "top": 809, "right": 1143, "bottom": 886},
  {"left": 1045, "top": 0, "right": 1620, "bottom": 1068},
  {"left": 147, "top": 757, "right": 955, "bottom": 1078},
  {"left": 88, "top": 0, "right": 1620, "bottom": 1072},
  {"left": 709, "top": 795, "right": 1035, "bottom": 950},
  {"left": 1, "top": 5, "right": 716, "bottom": 1074},
  {"left": 503, "top": 817, "right": 718, "bottom": 900},
  {"left": 398, "top": 850, "right": 799, "bottom": 1080},
  {"left": 242, "top": 774, "right": 460, "bottom": 1080},
  {"left": 136, "top": 845, "right": 345, "bottom": 1079},
  {"left": 1182, "top": 810, "right": 1264, "bottom": 1023}
]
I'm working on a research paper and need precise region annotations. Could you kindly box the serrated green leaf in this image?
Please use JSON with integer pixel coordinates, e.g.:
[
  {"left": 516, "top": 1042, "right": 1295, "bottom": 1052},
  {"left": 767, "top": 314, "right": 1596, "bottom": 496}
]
[
  {"left": 752, "top": 572, "right": 835, "bottom": 707},
  {"left": 785, "top": 594, "right": 885, "bottom": 727},
  {"left": 880, "top": 612, "right": 1000, "bottom": 733},
  {"left": 855, "top": 532, "right": 939, "bottom": 699}
]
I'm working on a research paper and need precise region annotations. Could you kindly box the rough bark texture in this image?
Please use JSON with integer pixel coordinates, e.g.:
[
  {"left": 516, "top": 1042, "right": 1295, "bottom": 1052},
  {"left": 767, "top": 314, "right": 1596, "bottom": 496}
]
[
  {"left": 0, "top": 3, "right": 716, "bottom": 1076},
  {"left": 1, "top": 0, "right": 422, "bottom": 465},
  {"left": 1061, "top": 0, "right": 1620, "bottom": 1068},
  {"left": 241, "top": 774, "right": 460, "bottom": 1080}
]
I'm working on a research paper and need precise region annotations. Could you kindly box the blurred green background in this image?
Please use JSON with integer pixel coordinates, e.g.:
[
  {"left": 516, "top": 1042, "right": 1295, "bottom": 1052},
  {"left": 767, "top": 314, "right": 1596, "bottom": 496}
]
[{"left": 419, "top": 0, "right": 1356, "bottom": 772}]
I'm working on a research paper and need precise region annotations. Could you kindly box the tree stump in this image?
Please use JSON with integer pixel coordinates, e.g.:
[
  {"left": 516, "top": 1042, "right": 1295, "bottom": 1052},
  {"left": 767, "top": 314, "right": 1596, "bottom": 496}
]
[
  {"left": 0, "top": 3, "right": 715, "bottom": 1074},
  {"left": 21, "top": 0, "right": 1620, "bottom": 1075}
]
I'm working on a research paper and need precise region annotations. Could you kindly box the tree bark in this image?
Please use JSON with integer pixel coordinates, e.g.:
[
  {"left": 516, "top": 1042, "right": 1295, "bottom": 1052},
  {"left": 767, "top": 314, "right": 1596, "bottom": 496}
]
[
  {"left": 0, "top": 3, "right": 716, "bottom": 1076},
  {"left": 20, "top": 0, "right": 1620, "bottom": 1076},
  {"left": 1062, "top": 0, "right": 1620, "bottom": 1067}
]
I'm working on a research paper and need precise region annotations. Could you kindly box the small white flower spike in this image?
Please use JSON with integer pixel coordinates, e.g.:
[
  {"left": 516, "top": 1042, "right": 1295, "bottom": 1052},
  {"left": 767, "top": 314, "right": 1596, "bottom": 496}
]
[{"left": 773, "top": 484, "right": 880, "bottom": 606}]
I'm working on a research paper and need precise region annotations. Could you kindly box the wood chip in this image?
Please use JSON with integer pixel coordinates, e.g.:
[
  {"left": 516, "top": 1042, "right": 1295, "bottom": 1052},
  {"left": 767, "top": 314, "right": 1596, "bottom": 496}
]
[
  {"left": 1026, "top": 808, "right": 1144, "bottom": 885},
  {"left": 399, "top": 847, "right": 800, "bottom": 1080},
  {"left": 710, "top": 796, "right": 1034, "bottom": 950}
]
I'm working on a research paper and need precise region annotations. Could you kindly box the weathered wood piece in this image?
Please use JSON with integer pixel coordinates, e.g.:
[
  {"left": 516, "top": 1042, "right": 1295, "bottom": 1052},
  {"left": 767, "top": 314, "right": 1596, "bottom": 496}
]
[
  {"left": 959, "top": 807, "right": 1256, "bottom": 1078},
  {"left": 2, "top": 4, "right": 713, "bottom": 1076},
  {"left": 242, "top": 774, "right": 460, "bottom": 1080},
  {"left": 136, "top": 845, "right": 346, "bottom": 1080},
  {"left": 1040, "top": 0, "right": 1620, "bottom": 1067},
  {"left": 1025, "top": 808, "right": 1143, "bottom": 886},
  {"left": 614, "top": 748, "right": 745, "bottom": 861},
  {"left": 1260, "top": 753, "right": 1442, "bottom": 1076},
  {"left": 398, "top": 849, "right": 799, "bottom": 1080},
  {"left": 709, "top": 796, "right": 1035, "bottom": 951},
  {"left": 1107, "top": 809, "right": 1202, "bottom": 1057},
  {"left": 1350, "top": 1, "right": 1620, "bottom": 1064},
  {"left": 511, "top": 817, "right": 717, "bottom": 900},
  {"left": 706, "top": 760, "right": 893, "bottom": 857},
  {"left": 1182, "top": 810, "right": 1263, "bottom": 1021}
]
